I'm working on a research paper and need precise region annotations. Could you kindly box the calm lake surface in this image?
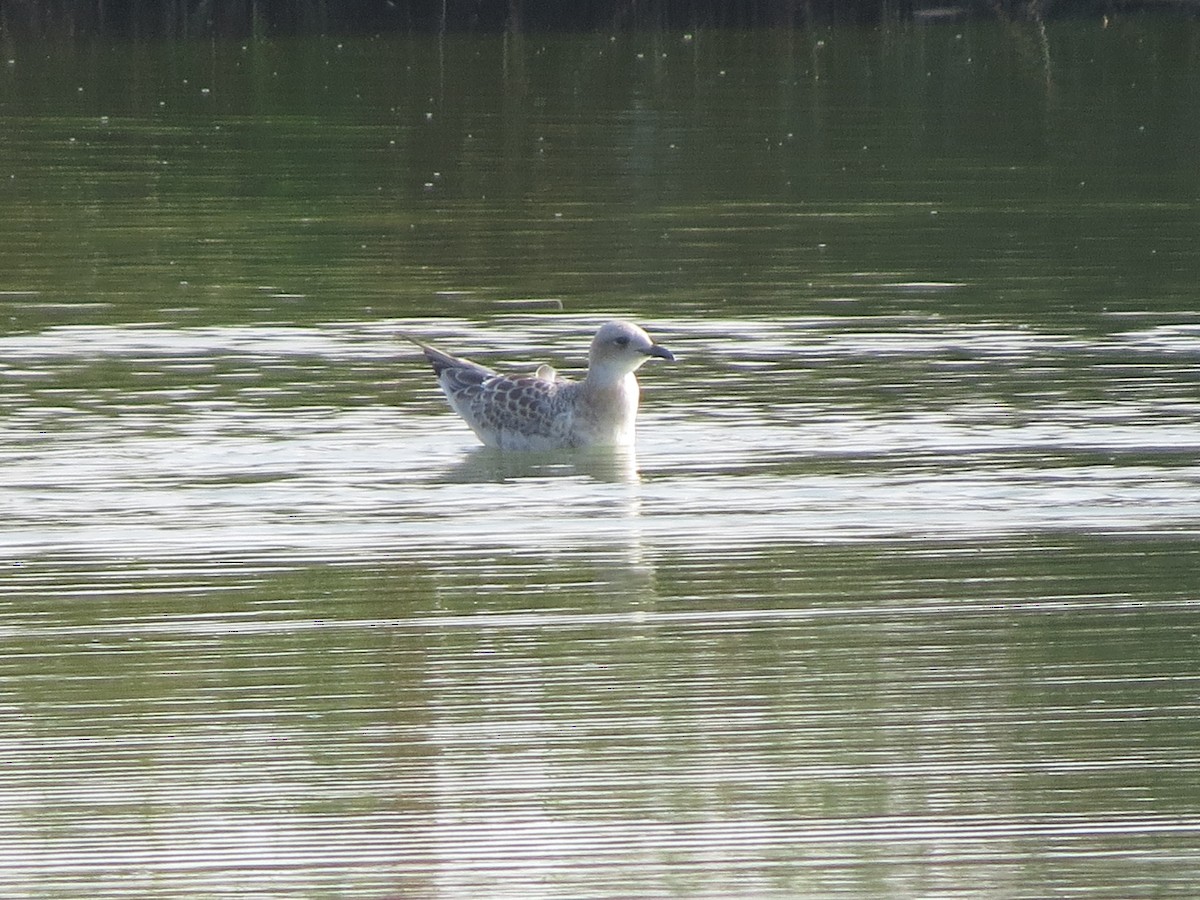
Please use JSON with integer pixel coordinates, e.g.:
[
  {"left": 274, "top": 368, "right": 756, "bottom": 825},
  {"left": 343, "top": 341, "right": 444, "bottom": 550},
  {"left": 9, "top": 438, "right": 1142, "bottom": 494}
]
[{"left": 2, "top": 17, "right": 1200, "bottom": 898}]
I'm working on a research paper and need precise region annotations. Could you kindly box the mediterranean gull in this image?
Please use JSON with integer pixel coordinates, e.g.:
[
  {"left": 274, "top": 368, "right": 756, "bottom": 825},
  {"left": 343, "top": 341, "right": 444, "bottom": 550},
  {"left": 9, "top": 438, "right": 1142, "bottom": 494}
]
[{"left": 408, "top": 320, "right": 674, "bottom": 451}]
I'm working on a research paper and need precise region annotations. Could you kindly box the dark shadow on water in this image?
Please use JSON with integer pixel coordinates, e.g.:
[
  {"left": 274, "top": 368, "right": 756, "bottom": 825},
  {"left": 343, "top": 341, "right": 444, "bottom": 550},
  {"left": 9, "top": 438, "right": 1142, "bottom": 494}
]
[{"left": 435, "top": 445, "right": 640, "bottom": 485}]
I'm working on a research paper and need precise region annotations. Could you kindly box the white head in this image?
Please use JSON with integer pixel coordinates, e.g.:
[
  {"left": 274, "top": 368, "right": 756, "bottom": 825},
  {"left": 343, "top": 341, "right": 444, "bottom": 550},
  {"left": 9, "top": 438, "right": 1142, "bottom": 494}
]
[{"left": 586, "top": 320, "right": 674, "bottom": 383}]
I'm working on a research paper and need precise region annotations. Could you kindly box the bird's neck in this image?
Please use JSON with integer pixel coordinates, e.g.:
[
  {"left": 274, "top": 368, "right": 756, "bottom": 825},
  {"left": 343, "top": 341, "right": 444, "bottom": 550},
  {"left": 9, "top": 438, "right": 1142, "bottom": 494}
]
[
  {"left": 584, "top": 366, "right": 637, "bottom": 395},
  {"left": 573, "top": 372, "right": 639, "bottom": 445},
  {"left": 584, "top": 359, "right": 637, "bottom": 389}
]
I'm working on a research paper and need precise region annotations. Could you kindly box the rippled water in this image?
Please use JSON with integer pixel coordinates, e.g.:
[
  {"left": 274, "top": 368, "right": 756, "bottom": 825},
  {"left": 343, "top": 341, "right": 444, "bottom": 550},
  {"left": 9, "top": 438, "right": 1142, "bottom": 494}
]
[
  {"left": 4, "top": 314, "right": 1200, "bottom": 559},
  {"left": 4, "top": 18, "right": 1200, "bottom": 900},
  {"left": 4, "top": 312, "right": 1200, "bottom": 897}
]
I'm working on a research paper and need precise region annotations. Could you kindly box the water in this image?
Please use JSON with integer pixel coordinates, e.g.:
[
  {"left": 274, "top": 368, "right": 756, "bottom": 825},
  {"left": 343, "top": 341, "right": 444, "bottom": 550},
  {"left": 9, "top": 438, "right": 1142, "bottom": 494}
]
[{"left": 3, "top": 19, "right": 1200, "bottom": 899}]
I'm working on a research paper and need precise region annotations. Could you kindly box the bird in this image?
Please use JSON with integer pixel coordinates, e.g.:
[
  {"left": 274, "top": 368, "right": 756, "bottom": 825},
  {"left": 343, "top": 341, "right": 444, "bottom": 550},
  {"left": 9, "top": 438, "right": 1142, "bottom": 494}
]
[{"left": 407, "top": 320, "right": 674, "bottom": 451}]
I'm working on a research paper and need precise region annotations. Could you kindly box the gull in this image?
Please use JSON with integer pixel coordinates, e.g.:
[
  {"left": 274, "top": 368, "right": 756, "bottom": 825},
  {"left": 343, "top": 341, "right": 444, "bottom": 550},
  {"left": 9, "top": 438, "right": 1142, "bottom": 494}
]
[{"left": 408, "top": 320, "right": 674, "bottom": 451}]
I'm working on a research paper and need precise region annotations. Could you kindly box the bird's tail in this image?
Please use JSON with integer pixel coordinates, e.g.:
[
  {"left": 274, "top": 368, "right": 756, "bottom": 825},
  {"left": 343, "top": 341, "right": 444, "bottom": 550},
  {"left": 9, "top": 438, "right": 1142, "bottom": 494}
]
[{"left": 400, "top": 333, "right": 491, "bottom": 379}]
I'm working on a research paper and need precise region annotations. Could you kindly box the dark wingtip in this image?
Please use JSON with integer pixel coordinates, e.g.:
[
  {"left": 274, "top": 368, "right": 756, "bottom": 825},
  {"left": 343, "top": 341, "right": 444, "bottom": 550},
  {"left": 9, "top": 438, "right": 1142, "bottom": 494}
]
[
  {"left": 400, "top": 332, "right": 460, "bottom": 376},
  {"left": 401, "top": 332, "right": 496, "bottom": 382}
]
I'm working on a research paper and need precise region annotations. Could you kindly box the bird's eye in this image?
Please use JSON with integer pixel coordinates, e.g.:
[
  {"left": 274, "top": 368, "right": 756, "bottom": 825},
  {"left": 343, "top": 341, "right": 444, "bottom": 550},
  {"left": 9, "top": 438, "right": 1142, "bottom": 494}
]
[{"left": 614, "top": 336, "right": 630, "bottom": 347}]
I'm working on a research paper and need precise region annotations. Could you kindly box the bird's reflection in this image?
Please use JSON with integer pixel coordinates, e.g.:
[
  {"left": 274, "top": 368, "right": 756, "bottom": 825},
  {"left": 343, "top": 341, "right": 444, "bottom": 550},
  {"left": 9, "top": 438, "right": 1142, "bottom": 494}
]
[
  {"left": 429, "top": 444, "right": 654, "bottom": 597},
  {"left": 436, "top": 444, "right": 640, "bottom": 485}
]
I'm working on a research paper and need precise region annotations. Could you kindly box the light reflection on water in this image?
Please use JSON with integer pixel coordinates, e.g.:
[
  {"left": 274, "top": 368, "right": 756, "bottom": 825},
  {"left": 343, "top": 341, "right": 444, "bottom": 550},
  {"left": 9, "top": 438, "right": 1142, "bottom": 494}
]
[
  {"left": 2, "top": 316, "right": 1199, "bottom": 895},
  {"left": 2, "top": 317, "right": 1198, "bottom": 559},
  {"left": 3, "top": 552, "right": 1199, "bottom": 897}
]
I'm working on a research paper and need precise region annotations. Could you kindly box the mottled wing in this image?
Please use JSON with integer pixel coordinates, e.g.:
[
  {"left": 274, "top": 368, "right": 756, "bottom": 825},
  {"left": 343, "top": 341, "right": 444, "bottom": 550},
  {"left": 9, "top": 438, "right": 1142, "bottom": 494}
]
[
  {"left": 466, "top": 374, "right": 573, "bottom": 445},
  {"left": 409, "top": 335, "right": 578, "bottom": 447}
]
